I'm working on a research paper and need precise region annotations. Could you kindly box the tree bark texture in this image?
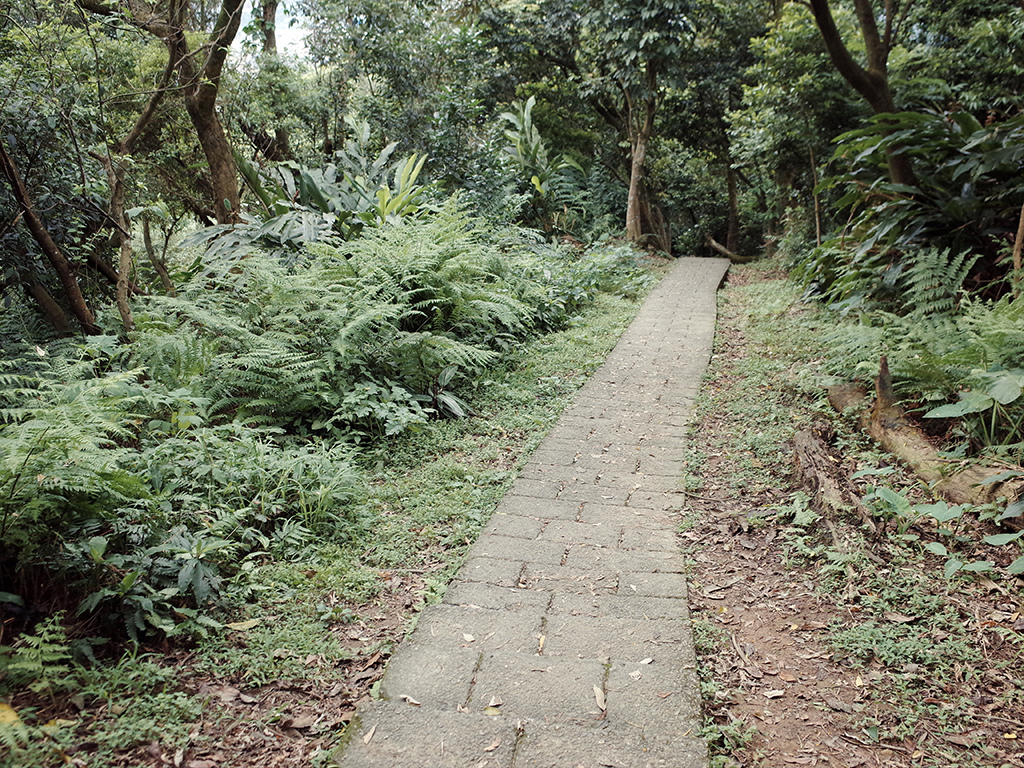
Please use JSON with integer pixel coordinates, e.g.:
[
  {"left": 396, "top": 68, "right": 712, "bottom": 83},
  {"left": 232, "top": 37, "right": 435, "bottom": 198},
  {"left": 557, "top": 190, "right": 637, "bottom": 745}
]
[
  {"left": 23, "top": 274, "right": 72, "bottom": 334},
  {"left": 91, "top": 151, "right": 136, "bottom": 332},
  {"left": 793, "top": 421, "right": 877, "bottom": 532},
  {"left": 624, "top": 95, "right": 655, "bottom": 246},
  {"left": 705, "top": 235, "right": 754, "bottom": 263},
  {"left": 174, "top": 0, "right": 245, "bottom": 223}
]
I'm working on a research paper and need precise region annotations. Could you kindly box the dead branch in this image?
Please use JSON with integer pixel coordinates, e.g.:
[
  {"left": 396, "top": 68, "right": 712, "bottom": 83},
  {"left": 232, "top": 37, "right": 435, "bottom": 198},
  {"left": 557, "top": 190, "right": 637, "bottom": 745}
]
[
  {"left": 705, "top": 234, "right": 755, "bottom": 263},
  {"left": 793, "top": 421, "right": 877, "bottom": 532}
]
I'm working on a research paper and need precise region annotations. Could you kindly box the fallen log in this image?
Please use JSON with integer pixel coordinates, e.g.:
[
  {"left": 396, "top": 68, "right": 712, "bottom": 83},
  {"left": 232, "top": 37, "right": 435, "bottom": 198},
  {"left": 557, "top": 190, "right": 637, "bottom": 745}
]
[
  {"left": 828, "top": 356, "right": 1024, "bottom": 528},
  {"left": 793, "top": 421, "right": 876, "bottom": 533},
  {"left": 704, "top": 234, "right": 756, "bottom": 264}
]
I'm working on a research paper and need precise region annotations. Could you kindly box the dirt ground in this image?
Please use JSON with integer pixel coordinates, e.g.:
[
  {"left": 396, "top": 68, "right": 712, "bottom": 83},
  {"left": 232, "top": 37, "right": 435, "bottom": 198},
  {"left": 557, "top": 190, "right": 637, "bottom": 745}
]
[
  {"left": 681, "top": 266, "right": 1024, "bottom": 768},
  {"left": 682, "top": 468, "right": 1024, "bottom": 768}
]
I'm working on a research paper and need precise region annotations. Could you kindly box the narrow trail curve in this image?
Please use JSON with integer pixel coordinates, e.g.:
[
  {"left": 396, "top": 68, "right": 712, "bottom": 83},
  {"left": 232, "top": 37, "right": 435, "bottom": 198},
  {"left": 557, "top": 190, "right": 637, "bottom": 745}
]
[{"left": 335, "top": 257, "right": 731, "bottom": 768}]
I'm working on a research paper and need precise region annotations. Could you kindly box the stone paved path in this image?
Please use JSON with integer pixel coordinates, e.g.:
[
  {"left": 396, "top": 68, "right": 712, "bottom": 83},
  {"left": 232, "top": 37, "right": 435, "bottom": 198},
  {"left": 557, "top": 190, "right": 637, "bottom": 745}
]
[{"left": 336, "top": 257, "right": 731, "bottom": 768}]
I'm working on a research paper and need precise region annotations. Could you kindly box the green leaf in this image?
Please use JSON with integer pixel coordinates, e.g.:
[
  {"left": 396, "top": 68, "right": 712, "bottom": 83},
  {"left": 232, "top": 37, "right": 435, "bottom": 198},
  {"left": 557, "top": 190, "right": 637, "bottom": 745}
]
[
  {"left": 986, "top": 373, "right": 1022, "bottom": 405},
  {"left": 924, "top": 390, "right": 993, "bottom": 418},
  {"left": 118, "top": 570, "right": 140, "bottom": 595},
  {"left": 87, "top": 536, "right": 108, "bottom": 563},
  {"left": 874, "top": 486, "right": 913, "bottom": 513},
  {"left": 944, "top": 558, "right": 964, "bottom": 578},
  {"left": 982, "top": 532, "right": 1024, "bottom": 546},
  {"left": 962, "top": 561, "right": 993, "bottom": 572},
  {"left": 1007, "top": 555, "right": 1024, "bottom": 575},
  {"left": 981, "top": 470, "right": 1024, "bottom": 485},
  {"left": 915, "top": 501, "right": 965, "bottom": 524},
  {"left": 923, "top": 541, "right": 948, "bottom": 556},
  {"left": 998, "top": 500, "right": 1024, "bottom": 521}
]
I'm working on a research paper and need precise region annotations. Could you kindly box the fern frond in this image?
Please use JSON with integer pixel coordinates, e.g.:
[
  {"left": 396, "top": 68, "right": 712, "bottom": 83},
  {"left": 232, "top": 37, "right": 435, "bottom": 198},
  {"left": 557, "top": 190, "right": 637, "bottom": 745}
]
[{"left": 899, "top": 247, "right": 980, "bottom": 318}]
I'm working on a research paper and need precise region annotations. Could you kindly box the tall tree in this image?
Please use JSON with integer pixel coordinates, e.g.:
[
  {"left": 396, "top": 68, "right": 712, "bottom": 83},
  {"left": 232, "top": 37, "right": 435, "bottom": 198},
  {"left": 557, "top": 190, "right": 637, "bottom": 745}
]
[
  {"left": 729, "top": 2, "right": 863, "bottom": 247},
  {"left": 806, "top": 0, "right": 917, "bottom": 185},
  {"left": 579, "top": 0, "right": 696, "bottom": 251},
  {"left": 240, "top": 0, "right": 293, "bottom": 161},
  {"left": 480, "top": 0, "right": 697, "bottom": 251},
  {"left": 79, "top": 0, "right": 245, "bottom": 223}
]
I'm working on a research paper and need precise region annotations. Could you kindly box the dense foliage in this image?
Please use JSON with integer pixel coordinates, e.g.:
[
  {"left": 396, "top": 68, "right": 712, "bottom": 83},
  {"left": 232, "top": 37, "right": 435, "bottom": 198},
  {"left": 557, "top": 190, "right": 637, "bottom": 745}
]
[{"left": 2, "top": 0, "right": 1024, "bottom": 761}]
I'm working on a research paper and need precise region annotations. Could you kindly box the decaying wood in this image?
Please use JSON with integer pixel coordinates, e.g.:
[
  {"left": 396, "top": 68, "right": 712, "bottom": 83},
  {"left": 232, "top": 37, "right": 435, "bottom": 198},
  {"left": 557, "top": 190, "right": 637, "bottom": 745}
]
[
  {"left": 828, "top": 356, "right": 1024, "bottom": 528},
  {"left": 794, "top": 420, "right": 877, "bottom": 532}
]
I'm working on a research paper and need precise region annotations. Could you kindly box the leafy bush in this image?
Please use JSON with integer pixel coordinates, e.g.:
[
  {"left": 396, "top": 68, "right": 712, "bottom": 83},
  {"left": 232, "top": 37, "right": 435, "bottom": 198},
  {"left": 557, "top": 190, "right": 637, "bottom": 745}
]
[
  {"left": 802, "top": 110, "right": 1024, "bottom": 307},
  {"left": 0, "top": 337, "right": 365, "bottom": 639},
  {"left": 824, "top": 292, "right": 1024, "bottom": 458},
  {"left": 184, "top": 120, "right": 430, "bottom": 265},
  {"left": 139, "top": 201, "right": 542, "bottom": 436},
  {"left": 0, "top": 343, "right": 150, "bottom": 565}
]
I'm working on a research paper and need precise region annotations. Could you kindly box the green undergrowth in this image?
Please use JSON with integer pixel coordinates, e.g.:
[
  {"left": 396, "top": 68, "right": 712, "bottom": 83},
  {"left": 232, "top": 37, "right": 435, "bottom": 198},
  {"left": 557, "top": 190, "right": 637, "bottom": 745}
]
[
  {"left": 689, "top": 260, "right": 1023, "bottom": 767},
  {"left": 682, "top": 262, "right": 832, "bottom": 497},
  {"left": 193, "top": 290, "right": 648, "bottom": 683},
  {"left": 0, "top": 266, "right": 656, "bottom": 767}
]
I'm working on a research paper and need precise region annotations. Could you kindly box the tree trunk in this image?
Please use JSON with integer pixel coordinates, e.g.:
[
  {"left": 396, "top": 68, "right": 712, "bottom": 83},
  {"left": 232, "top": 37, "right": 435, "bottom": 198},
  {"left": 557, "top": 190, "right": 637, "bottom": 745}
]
[
  {"left": 81, "top": 0, "right": 245, "bottom": 224},
  {"left": 259, "top": 0, "right": 291, "bottom": 160},
  {"left": 92, "top": 151, "right": 135, "bottom": 332},
  {"left": 630, "top": 177, "right": 670, "bottom": 254},
  {"left": 794, "top": 421, "right": 876, "bottom": 532},
  {"left": 0, "top": 140, "right": 99, "bottom": 334},
  {"left": 1012, "top": 197, "right": 1024, "bottom": 297},
  {"left": 625, "top": 114, "right": 651, "bottom": 245},
  {"left": 183, "top": 101, "right": 241, "bottom": 223},
  {"left": 808, "top": 0, "right": 918, "bottom": 187},
  {"left": 22, "top": 274, "right": 72, "bottom": 334},
  {"left": 143, "top": 219, "right": 176, "bottom": 295},
  {"left": 725, "top": 163, "right": 740, "bottom": 253}
]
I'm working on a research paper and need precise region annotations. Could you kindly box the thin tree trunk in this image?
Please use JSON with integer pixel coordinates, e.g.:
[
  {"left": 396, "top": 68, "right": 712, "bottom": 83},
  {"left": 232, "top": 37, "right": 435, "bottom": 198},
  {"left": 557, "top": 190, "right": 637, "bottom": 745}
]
[
  {"left": 1012, "top": 197, "right": 1024, "bottom": 298},
  {"left": 260, "top": 0, "right": 291, "bottom": 160},
  {"left": 625, "top": 92, "right": 657, "bottom": 247},
  {"left": 0, "top": 141, "right": 99, "bottom": 334},
  {"left": 625, "top": 128, "right": 650, "bottom": 243},
  {"left": 91, "top": 151, "right": 135, "bottom": 332},
  {"left": 143, "top": 219, "right": 176, "bottom": 295},
  {"left": 809, "top": 145, "right": 822, "bottom": 247},
  {"left": 725, "top": 164, "right": 740, "bottom": 253}
]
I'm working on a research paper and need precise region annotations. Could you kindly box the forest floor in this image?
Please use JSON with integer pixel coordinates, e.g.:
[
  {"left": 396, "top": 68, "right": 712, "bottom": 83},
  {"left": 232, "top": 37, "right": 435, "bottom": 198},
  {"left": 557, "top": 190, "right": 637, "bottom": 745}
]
[
  {"left": 683, "top": 265, "right": 1024, "bottom": 768},
  {"left": 10, "top": 260, "right": 1023, "bottom": 768}
]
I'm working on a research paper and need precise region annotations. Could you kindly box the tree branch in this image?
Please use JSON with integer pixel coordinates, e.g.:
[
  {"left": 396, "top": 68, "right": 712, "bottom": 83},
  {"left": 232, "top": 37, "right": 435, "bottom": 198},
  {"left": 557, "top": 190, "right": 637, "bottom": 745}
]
[{"left": 0, "top": 141, "right": 99, "bottom": 333}]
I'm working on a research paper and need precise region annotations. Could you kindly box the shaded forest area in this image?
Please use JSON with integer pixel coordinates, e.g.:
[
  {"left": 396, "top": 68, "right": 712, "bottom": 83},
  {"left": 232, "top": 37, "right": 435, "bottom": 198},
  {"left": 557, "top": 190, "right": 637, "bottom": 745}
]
[{"left": 2, "top": 0, "right": 1024, "bottom": 765}]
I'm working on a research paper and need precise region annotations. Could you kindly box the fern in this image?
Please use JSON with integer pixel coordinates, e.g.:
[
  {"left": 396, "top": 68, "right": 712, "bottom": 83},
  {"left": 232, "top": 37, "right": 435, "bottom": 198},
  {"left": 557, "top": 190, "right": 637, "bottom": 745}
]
[
  {"left": 899, "top": 247, "right": 981, "bottom": 318},
  {"left": 0, "top": 614, "right": 72, "bottom": 698},
  {"left": 825, "top": 289, "right": 1024, "bottom": 413}
]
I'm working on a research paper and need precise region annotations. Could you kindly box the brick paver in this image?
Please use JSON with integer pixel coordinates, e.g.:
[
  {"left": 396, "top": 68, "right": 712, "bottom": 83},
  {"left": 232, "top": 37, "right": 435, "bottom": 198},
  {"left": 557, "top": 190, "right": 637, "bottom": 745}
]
[{"left": 336, "top": 257, "right": 730, "bottom": 768}]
